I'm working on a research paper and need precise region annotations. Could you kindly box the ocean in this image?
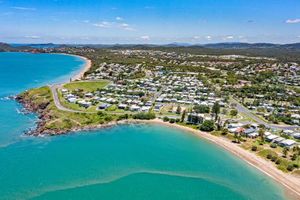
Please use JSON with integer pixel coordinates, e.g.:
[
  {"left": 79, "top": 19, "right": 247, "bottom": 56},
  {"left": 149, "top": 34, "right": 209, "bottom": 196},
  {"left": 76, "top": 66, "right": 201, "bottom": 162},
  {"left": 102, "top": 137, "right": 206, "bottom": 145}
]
[{"left": 0, "top": 52, "right": 285, "bottom": 200}]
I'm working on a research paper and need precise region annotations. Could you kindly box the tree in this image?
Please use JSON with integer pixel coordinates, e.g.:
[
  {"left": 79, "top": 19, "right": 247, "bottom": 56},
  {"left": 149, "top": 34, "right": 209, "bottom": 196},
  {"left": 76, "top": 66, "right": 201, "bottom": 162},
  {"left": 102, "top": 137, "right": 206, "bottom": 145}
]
[
  {"left": 291, "top": 153, "right": 297, "bottom": 161},
  {"left": 212, "top": 102, "right": 220, "bottom": 121},
  {"left": 200, "top": 120, "right": 215, "bottom": 132},
  {"left": 221, "top": 128, "right": 228, "bottom": 135},
  {"left": 227, "top": 72, "right": 238, "bottom": 85},
  {"left": 282, "top": 147, "right": 289, "bottom": 158},
  {"left": 193, "top": 105, "right": 210, "bottom": 113},
  {"left": 230, "top": 109, "right": 238, "bottom": 118},
  {"left": 176, "top": 105, "right": 181, "bottom": 114},
  {"left": 163, "top": 116, "right": 169, "bottom": 122},
  {"left": 258, "top": 128, "right": 265, "bottom": 143},
  {"left": 181, "top": 109, "right": 186, "bottom": 122},
  {"left": 133, "top": 112, "right": 156, "bottom": 120},
  {"left": 234, "top": 127, "right": 244, "bottom": 143}
]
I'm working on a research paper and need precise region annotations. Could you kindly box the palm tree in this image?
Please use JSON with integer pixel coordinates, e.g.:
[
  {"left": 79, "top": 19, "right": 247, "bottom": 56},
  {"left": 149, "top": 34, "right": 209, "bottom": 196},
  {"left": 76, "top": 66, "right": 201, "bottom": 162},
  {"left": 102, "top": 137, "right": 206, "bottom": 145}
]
[
  {"left": 181, "top": 109, "right": 186, "bottom": 123},
  {"left": 282, "top": 147, "right": 289, "bottom": 158},
  {"left": 212, "top": 102, "right": 220, "bottom": 121},
  {"left": 234, "top": 127, "right": 245, "bottom": 143},
  {"left": 258, "top": 128, "right": 265, "bottom": 143}
]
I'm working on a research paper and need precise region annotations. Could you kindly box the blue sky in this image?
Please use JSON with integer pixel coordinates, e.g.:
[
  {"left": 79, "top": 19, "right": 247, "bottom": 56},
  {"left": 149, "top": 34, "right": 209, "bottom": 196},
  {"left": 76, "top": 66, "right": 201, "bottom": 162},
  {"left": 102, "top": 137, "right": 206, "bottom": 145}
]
[{"left": 0, "top": 0, "right": 300, "bottom": 44}]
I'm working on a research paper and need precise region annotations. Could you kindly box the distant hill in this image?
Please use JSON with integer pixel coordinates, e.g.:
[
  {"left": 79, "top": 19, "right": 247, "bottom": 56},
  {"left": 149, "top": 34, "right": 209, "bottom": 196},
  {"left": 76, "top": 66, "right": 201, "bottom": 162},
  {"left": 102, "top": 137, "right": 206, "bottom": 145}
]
[
  {"left": 201, "top": 42, "right": 279, "bottom": 49},
  {"left": 1, "top": 41, "right": 300, "bottom": 62},
  {"left": 201, "top": 42, "right": 300, "bottom": 50},
  {"left": 0, "top": 43, "right": 17, "bottom": 51},
  {"left": 10, "top": 43, "right": 61, "bottom": 49}
]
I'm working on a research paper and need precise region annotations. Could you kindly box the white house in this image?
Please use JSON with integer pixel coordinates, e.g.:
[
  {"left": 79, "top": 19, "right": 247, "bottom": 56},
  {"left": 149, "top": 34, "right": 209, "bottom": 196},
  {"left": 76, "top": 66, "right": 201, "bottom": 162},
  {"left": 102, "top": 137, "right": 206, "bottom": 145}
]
[
  {"left": 279, "top": 139, "right": 296, "bottom": 148},
  {"left": 266, "top": 134, "right": 279, "bottom": 142},
  {"left": 130, "top": 105, "right": 141, "bottom": 112}
]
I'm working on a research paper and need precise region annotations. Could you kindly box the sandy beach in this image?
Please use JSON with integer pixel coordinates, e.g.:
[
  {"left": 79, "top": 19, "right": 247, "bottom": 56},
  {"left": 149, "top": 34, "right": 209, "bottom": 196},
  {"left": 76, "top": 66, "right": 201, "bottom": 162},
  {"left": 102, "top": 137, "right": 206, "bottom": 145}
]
[
  {"left": 46, "top": 53, "right": 300, "bottom": 199},
  {"left": 71, "top": 55, "right": 92, "bottom": 81},
  {"left": 136, "top": 119, "right": 300, "bottom": 199}
]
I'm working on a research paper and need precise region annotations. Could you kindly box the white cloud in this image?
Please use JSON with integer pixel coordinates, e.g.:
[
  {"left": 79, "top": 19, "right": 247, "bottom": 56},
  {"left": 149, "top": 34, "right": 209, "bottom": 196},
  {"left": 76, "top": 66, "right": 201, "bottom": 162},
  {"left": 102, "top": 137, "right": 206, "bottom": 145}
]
[
  {"left": 206, "top": 35, "right": 212, "bottom": 40},
  {"left": 93, "top": 21, "right": 136, "bottom": 31},
  {"left": 11, "top": 6, "right": 36, "bottom": 11},
  {"left": 116, "top": 17, "right": 123, "bottom": 21},
  {"left": 82, "top": 20, "right": 90, "bottom": 23},
  {"left": 286, "top": 19, "right": 300, "bottom": 24},
  {"left": 140, "top": 35, "right": 150, "bottom": 40},
  {"left": 224, "top": 35, "right": 234, "bottom": 40},
  {"left": 120, "top": 23, "right": 129, "bottom": 28},
  {"left": 193, "top": 36, "right": 200, "bottom": 39},
  {"left": 93, "top": 21, "right": 113, "bottom": 28},
  {"left": 119, "top": 23, "right": 135, "bottom": 31},
  {"left": 25, "top": 35, "right": 40, "bottom": 39}
]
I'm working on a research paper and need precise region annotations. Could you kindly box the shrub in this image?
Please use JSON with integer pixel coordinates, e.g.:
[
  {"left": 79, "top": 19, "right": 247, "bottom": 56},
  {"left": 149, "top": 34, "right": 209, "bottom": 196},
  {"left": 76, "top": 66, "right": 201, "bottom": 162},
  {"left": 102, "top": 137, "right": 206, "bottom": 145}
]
[
  {"left": 97, "top": 111, "right": 105, "bottom": 116},
  {"left": 163, "top": 116, "right": 169, "bottom": 122},
  {"left": 200, "top": 120, "right": 215, "bottom": 132},
  {"left": 169, "top": 118, "right": 176, "bottom": 123},
  {"left": 117, "top": 114, "right": 129, "bottom": 121},
  {"left": 293, "top": 164, "right": 299, "bottom": 169},
  {"left": 266, "top": 154, "right": 272, "bottom": 159},
  {"left": 104, "top": 115, "right": 113, "bottom": 121},
  {"left": 251, "top": 146, "right": 257, "bottom": 151},
  {"left": 133, "top": 112, "right": 156, "bottom": 120},
  {"left": 271, "top": 156, "right": 277, "bottom": 162},
  {"left": 193, "top": 105, "right": 210, "bottom": 113},
  {"left": 270, "top": 143, "right": 277, "bottom": 148},
  {"left": 275, "top": 159, "right": 281, "bottom": 165},
  {"left": 291, "top": 154, "right": 297, "bottom": 161},
  {"left": 221, "top": 128, "right": 228, "bottom": 135},
  {"left": 230, "top": 109, "right": 238, "bottom": 117},
  {"left": 287, "top": 165, "right": 294, "bottom": 171}
]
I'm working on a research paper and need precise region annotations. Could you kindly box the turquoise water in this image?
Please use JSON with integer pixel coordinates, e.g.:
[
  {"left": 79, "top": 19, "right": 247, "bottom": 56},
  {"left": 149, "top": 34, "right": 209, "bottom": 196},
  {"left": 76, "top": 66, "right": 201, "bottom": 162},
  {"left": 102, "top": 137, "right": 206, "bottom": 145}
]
[
  {"left": 0, "top": 52, "right": 84, "bottom": 146},
  {"left": 0, "top": 53, "right": 286, "bottom": 200}
]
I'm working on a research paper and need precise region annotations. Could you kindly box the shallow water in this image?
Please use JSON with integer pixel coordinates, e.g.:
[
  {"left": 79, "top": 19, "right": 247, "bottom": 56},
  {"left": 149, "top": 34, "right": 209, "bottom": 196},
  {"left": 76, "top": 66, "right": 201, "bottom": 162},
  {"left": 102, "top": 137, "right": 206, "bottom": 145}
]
[
  {"left": 0, "top": 53, "right": 286, "bottom": 200},
  {"left": 0, "top": 52, "right": 84, "bottom": 146}
]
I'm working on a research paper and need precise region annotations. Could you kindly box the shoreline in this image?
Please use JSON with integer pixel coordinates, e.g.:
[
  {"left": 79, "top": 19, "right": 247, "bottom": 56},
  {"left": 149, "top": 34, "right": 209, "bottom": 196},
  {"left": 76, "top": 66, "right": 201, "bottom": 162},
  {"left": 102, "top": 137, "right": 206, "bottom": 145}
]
[
  {"left": 71, "top": 55, "right": 92, "bottom": 81},
  {"left": 140, "top": 119, "right": 300, "bottom": 200},
  {"left": 54, "top": 53, "right": 92, "bottom": 81},
  {"left": 49, "top": 118, "right": 300, "bottom": 199},
  {"left": 16, "top": 52, "right": 300, "bottom": 199}
]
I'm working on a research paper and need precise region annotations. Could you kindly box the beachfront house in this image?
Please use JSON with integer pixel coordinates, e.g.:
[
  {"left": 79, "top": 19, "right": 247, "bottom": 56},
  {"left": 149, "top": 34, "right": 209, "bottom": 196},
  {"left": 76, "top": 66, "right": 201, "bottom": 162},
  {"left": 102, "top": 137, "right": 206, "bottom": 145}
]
[
  {"left": 248, "top": 132, "right": 259, "bottom": 138},
  {"left": 186, "top": 113, "right": 204, "bottom": 125},
  {"left": 67, "top": 97, "right": 77, "bottom": 103},
  {"left": 77, "top": 100, "right": 92, "bottom": 108},
  {"left": 130, "top": 105, "right": 141, "bottom": 112},
  {"left": 141, "top": 106, "right": 151, "bottom": 112},
  {"left": 266, "top": 134, "right": 279, "bottom": 142},
  {"left": 85, "top": 93, "right": 94, "bottom": 98},
  {"left": 293, "top": 133, "right": 300, "bottom": 139},
  {"left": 273, "top": 137, "right": 285, "bottom": 144},
  {"left": 61, "top": 88, "right": 68, "bottom": 93},
  {"left": 279, "top": 139, "right": 296, "bottom": 148},
  {"left": 98, "top": 103, "right": 111, "bottom": 110},
  {"left": 227, "top": 123, "right": 243, "bottom": 133},
  {"left": 118, "top": 104, "right": 128, "bottom": 109}
]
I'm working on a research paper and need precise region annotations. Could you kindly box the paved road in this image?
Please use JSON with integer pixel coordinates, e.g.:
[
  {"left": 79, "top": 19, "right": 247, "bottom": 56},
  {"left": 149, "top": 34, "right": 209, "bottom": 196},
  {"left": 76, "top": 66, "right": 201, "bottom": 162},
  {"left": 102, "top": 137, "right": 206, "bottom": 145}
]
[
  {"left": 50, "top": 84, "right": 87, "bottom": 113},
  {"left": 230, "top": 98, "right": 299, "bottom": 131},
  {"left": 49, "top": 84, "right": 300, "bottom": 131}
]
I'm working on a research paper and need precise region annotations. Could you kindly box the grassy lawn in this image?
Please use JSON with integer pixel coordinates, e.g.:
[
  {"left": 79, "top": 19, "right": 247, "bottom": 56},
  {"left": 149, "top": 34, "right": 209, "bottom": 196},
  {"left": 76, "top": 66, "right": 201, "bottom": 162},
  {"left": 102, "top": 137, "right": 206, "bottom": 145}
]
[
  {"left": 57, "top": 90, "right": 98, "bottom": 112},
  {"left": 176, "top": 122, "right": 199, "bottom": 130},
  {"left": 63, "top": 80, "right": 110, "bottom": 92},
  {"left": 19, "top": 86, "right": 118, "bottom": 133}
]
